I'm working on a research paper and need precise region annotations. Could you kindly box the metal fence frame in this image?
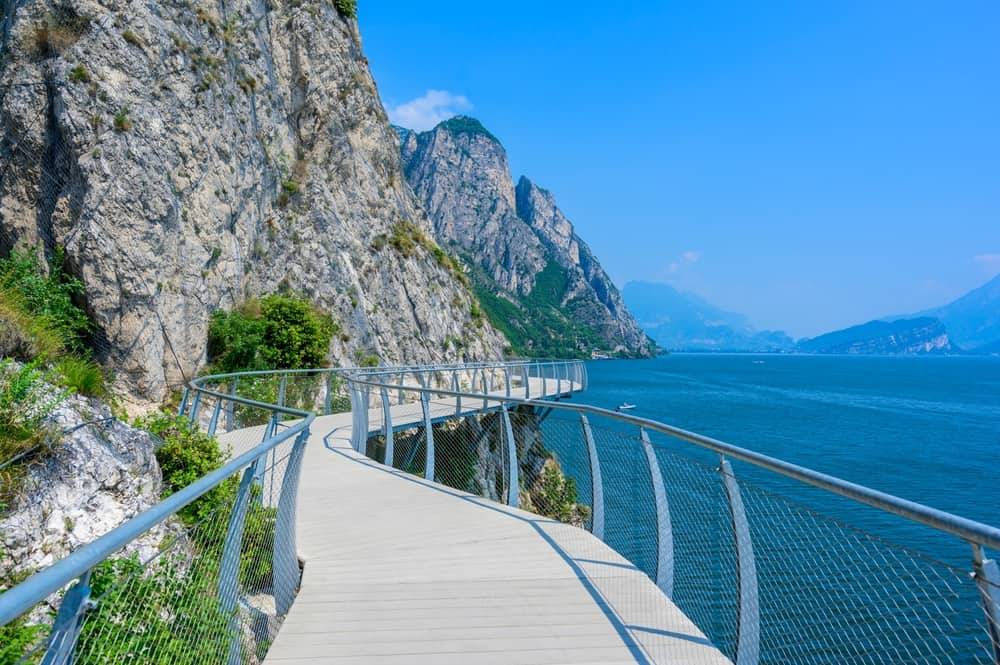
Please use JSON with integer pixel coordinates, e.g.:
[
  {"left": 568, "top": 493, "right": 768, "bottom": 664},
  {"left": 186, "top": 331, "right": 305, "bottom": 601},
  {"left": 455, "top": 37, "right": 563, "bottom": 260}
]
[
  {"left": 344, "top": 364, "right": 1000, "bottom": 665},
  {"left": 0, "top": 380, "right": 314, "bottom": 662},
  {"left": 4, "top": 357, "right": 998, "bottom": 664}
]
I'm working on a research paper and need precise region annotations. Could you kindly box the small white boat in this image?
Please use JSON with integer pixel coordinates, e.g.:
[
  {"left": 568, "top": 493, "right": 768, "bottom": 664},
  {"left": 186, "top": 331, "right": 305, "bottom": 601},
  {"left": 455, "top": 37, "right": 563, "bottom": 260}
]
[{"left": 616, "top": 403, "right": 636, "bottom": 412}]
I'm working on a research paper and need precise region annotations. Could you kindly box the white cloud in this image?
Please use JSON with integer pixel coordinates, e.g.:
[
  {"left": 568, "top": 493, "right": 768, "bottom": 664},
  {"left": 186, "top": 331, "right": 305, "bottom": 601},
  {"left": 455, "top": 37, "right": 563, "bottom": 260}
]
[
  {"left": 682, "top": 250, "right": 702, "bottom": 264},
  {"left": 665, "top": 250, "right": 702, "bottom": 276},
  {"left": 974, "top": 253, "right": 1000, "bottom": 276},
  {"left": 387, "top": 90, "right": 473, "bottom": 131}
]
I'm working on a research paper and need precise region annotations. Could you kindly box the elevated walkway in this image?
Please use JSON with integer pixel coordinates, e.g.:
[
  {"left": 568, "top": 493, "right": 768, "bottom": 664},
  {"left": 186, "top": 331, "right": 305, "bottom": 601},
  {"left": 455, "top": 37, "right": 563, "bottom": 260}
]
[{"left": 222, "top": 378, "right": 729, "bottom": 664}]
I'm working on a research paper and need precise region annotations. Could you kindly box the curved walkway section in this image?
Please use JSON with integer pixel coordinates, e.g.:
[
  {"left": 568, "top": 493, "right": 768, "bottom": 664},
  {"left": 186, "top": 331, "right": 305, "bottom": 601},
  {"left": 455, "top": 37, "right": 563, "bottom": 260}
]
[{"left": 221, "top": 380, "right": 729, "bottom": 665}]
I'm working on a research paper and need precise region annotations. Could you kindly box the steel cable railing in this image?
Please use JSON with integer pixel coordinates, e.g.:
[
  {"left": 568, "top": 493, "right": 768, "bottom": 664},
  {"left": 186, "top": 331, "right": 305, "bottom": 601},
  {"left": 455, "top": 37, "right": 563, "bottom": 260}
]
[{"left": 345, "top": 362, "right": 1000, "bottom": 665}]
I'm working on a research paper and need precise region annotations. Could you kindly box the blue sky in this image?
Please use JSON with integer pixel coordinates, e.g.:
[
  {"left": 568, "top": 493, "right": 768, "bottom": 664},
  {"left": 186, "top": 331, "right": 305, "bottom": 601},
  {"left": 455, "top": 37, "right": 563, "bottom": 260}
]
[{"left": 360, "top": 1, "right": 999, "bottom": 338}]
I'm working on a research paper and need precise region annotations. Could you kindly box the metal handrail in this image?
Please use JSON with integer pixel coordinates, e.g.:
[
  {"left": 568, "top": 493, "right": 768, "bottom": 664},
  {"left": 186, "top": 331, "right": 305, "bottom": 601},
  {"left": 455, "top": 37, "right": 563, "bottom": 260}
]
[
  {"left": 0, "top": 360, "right": 576, "bottom": 627},
  {"left": 344, "top": 368, "right": 1000, "bottom": 553},
  {"left": 0, "top": 412, "right": 313, "bottom": 627}
]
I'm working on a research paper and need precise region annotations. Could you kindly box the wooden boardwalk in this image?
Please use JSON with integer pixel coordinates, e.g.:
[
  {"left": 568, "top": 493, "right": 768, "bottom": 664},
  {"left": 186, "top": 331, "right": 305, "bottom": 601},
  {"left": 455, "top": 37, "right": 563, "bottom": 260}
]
[{"left": 222, "top": 379, "right": 729, "bottom": 664}]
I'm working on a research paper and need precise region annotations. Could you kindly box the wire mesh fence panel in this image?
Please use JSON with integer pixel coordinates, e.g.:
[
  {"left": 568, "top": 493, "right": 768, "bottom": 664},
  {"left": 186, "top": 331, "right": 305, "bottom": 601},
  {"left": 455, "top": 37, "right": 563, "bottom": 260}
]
[
  {"left": 531, "top": 411, "right": 594, "bottom": 529},
  {"left": 0, "top": 415, "right": 301, "bottom": 664},
  {"left": 733, "top": 470, "right": 995, "bottom": 664}
]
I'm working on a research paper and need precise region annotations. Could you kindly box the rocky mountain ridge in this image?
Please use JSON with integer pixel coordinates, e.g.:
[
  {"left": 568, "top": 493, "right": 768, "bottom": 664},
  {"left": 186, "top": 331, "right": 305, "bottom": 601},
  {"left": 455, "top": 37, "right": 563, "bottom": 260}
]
[
  {"left": 397, "top": 117, "right": 654, "bottom": 358},
  {"left": 0, "top": 0, "right": 505, "bottom": 402},
  {"left": 797, "top": 317, "right": 955, "bottom": 355}
]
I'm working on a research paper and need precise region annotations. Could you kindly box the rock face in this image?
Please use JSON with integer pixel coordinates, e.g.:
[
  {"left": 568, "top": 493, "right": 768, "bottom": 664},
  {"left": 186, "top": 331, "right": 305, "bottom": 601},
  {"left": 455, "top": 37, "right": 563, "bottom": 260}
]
[
  {"left": 398, "top": 117, "right": 653, "bottom": 358},
  {"left": 796, "top": 317, "right": 955, "bottom": 354},
  {"left": 0, "top": 378, "right": 170, "bottom": 586},
  {"left": 0, "top": 0, "right": 504, "bottom": 401}
]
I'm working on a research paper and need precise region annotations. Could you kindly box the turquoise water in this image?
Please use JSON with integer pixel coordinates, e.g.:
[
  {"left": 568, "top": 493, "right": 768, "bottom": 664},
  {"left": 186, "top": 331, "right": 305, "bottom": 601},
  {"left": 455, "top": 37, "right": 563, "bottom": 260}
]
[{"left": 543, "top": 354, "right": 999, "bottom": 661}]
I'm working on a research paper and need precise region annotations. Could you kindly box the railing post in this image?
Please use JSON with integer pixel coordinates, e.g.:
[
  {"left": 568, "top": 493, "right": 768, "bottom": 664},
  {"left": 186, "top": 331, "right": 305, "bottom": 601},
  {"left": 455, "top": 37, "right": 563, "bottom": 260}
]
[
  {"left": 580, "top": 414, "right": 604, "bottom": 540},
  {"left": 452, "top": 371, "right": 461, "bottom": 416},
  {"left": 207, "top": 393, "right": 223, "bottom": 436},
  {"left": 188, "top": 391, "right": 202, "bottom": 423},
  {"left": 504, "top": 366, "right": 511, "bottom": 398},
  {"left": 421, "top": 392, "right": 435, "bottom": 482},
  {"left": 720, "top": 456, "right": 760, "bottom": 665},
  {"left": 178, "top": 387, "right": 190, "bottom": 416},
  {"left": 361, "top": 383, "right": 373, "bottom": 455},
  {"left": 481, "top": 370, "right": 488, "bottom": 410},
  {"left": 542, "top": 368, "right": 548, "bottom": 398},
  {"left": 973, "top": 544, "right": 1000, "bottom": 665},
  {"left": 501, "top": 404, "right": 519, "bottom": 507},
  {"left": 641, "top": 428, "right": 674, "bottom": 598},
  {"left": 381, "top": 386, "right": 394, "bottom": 467},
  {"left": 225, "top": 378, "right": 238, "bottom": 432},
  {"left": 277, "top": 373, "right": 287, "bottom": 408},
  {"left": 350, "top": 384, "right": 363, "bottom": 452},
  {"left": 324, "top": 373, "right": 334, "bottom": 415},
  {"left": 274, "top": 429, "right": 309, "bottom": 616},
  {"left": 557, "top": 363, "right": 563, "bottom": 396},
  {"left": 522, "top": 365, "right": 530, "bottom": 399},
  {"left": 398, "top": 372, "right": 404, "bottom": 405},
  {"left": 40, "top": 570, "right": 94, "bottom": 665},
  {"left": 218, "top": 456, "right": 262, "bottom": 665}
]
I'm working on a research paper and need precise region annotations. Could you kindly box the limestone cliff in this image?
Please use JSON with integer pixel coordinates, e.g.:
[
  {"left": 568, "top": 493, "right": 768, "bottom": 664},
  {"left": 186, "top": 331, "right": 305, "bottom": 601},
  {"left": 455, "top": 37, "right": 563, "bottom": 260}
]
[
  {"left": 0, "top": 0, "right": 504, "bottom": 401},
  {"left": 398, "top": 117, "right": 654, "bottom": 358}
]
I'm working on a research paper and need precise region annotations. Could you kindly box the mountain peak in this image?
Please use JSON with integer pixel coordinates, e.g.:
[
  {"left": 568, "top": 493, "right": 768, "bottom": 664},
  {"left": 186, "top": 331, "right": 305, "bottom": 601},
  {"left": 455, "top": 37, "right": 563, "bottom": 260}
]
[{"left": 433, "top": 116, "right": 501, "bottom": 144}]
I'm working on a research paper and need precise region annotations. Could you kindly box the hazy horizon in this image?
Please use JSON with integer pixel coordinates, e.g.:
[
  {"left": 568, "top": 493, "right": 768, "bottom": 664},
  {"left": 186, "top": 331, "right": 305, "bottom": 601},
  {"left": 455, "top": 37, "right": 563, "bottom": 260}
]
[{"left": 360, "top": 1, "right": 999, "bottom": 338}]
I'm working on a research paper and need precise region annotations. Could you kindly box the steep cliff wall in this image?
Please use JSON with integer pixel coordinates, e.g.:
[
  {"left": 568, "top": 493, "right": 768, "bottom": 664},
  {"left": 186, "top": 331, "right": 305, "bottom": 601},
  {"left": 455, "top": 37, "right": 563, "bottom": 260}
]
[
  {"left": 398, "top": 117, "right": 653, "bottom": 358},
  {"left": 0, "top": 0, "right": 504, "bottom": 401}
]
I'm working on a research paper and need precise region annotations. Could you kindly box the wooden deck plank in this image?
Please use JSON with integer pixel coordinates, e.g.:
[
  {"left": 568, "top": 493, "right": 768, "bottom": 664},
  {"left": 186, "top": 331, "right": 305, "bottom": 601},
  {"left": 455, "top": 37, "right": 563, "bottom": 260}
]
[{"left": 220, "top": 378, "right": 730, "bottom": 664}]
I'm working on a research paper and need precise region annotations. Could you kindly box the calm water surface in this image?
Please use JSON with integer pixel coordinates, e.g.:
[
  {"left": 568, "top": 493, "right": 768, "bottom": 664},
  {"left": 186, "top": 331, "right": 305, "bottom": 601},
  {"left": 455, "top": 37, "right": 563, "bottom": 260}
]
[{"left": 582, "top": 354, "right": 999, "bottom": 530}]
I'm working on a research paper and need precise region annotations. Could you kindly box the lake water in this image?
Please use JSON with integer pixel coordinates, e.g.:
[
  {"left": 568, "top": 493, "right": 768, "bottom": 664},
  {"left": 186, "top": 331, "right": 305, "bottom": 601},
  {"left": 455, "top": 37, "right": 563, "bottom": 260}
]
[
  {"left": 541, "top": 354, "right": 1000, "bottom": 662},
  {"left": 581, "top": 354, "right": 999, "bottom": 525}
]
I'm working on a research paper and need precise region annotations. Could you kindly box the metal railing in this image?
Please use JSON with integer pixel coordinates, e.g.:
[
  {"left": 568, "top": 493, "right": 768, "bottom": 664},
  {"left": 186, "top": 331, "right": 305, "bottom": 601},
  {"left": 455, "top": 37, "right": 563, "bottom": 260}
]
[
  {"left": 344, "top": 363, "right": 1000, "bottom": 665},
  {"left": 4, "top": 357, "right": 998, "bottom": 664},
  {"left": 0, "top": 376, "right": 317, "bottom": 664},
  {"left": 0, "top": 359, "right": 581, "bottom": 663}
]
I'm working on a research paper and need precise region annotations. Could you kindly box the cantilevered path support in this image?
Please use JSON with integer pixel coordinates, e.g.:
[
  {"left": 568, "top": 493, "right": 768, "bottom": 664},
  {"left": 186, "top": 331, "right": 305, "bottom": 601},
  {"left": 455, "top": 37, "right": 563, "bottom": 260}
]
[{"left": 221, "top": 382, "right": 729, "bottom": 665}]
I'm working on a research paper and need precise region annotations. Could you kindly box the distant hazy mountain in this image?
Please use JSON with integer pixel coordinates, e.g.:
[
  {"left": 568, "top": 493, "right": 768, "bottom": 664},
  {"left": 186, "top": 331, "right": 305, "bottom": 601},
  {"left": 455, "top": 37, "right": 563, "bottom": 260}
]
[
  {"left": 911, "top": 273, "right": 1000, "bottom": 352},
  {"left": 621, "top": 281, "right": 794, "bottom": 352},
  {"left": 797, "top": 317, "right": 955, "bottom": 355}
]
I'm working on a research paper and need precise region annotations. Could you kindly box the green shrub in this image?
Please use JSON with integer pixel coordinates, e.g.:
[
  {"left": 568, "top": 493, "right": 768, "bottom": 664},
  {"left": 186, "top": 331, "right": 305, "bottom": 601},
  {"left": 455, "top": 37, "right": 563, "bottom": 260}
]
[
  {"left": 0, "top": 615, "right": 44, "bottom": 664},
  {"left": 209, "top": 295, "right": 335, "bottom": 372},
  {"left": 121, "top": 29, "right": 142, "bottom": 46},
  {"left": 0, "top": 285, "right": 64, "bottom": 362},
  {"left": 0, "top": 360, "right": 64, "bottom": 507},
  {"left": 207, "top": 307, "right": 264, "bottom": 373},
  {"left": 353, "top": 350, "right": 378, "bottom": 367},
  {"left": 138, "top": 413, "right": 235, "bottom": 524},
  {"left": 52, "top": 356, "right": 106, "bottom": 398},
  {"left": 68, "top": 64, "right": 90, "bottom": 83},
  {"left": 113, "top": 106, "right": 132, "bottom": 132},
  {"left": 332, "top": 0, "right": 357, "bottom": 19},
  {"left": 259, "top": 295, "right": 335, "bottom": 369},
  {"left": 0, "top": 247, "right": 91, "bottom": 356},
  {"left": 525, "top": 455, "right": 591, "bottom": 526},
  {"left": 75, "top": 554, "right": 232, "bottom": 664}
]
